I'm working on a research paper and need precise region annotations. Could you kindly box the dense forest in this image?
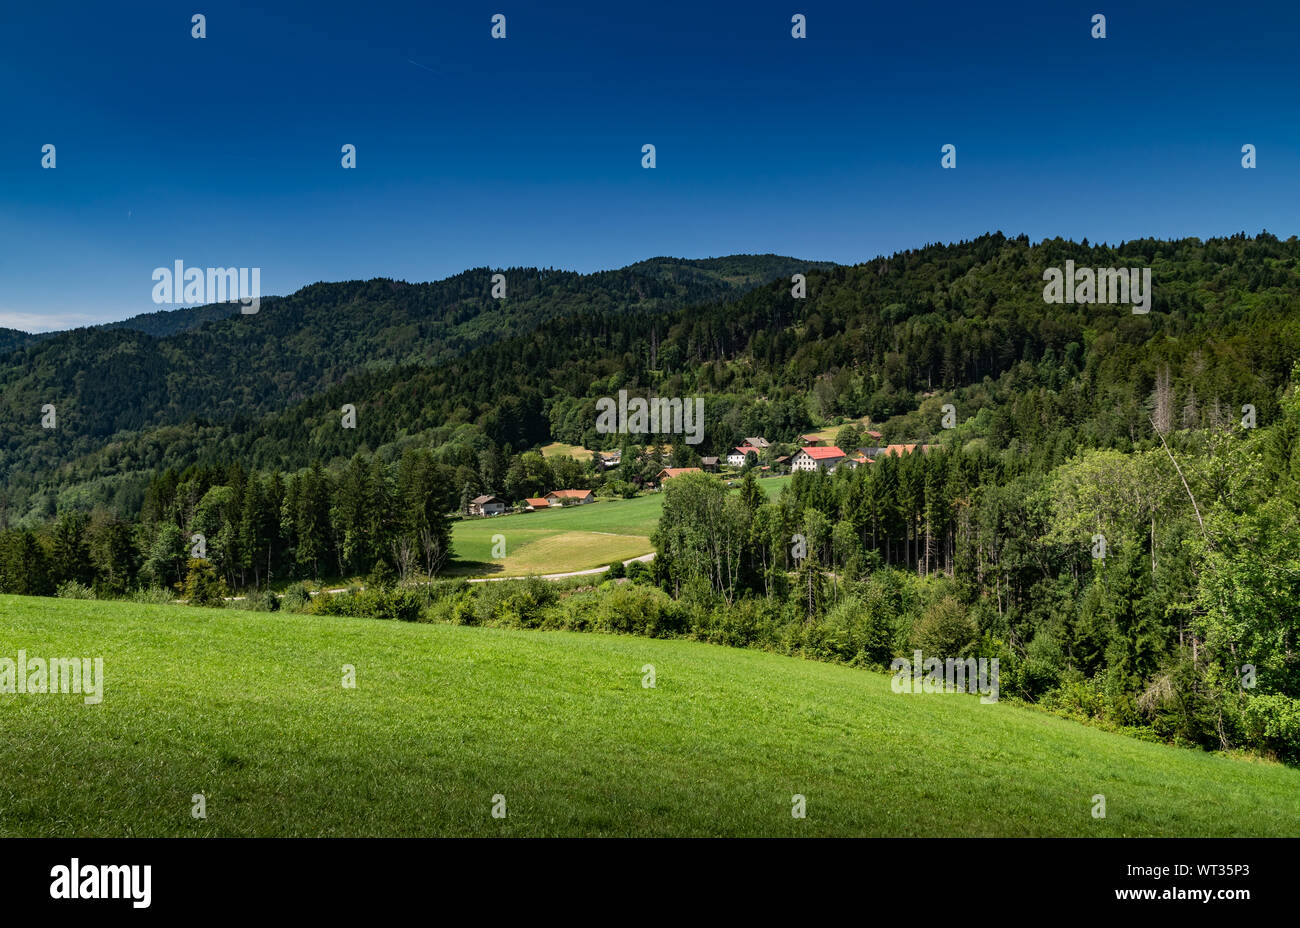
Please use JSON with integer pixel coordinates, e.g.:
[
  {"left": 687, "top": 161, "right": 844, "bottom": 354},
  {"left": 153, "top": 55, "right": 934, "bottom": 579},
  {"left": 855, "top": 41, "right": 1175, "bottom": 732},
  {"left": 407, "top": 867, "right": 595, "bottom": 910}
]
[{"left": 1, "top": 232, "right": 1298, "bottom": 762}]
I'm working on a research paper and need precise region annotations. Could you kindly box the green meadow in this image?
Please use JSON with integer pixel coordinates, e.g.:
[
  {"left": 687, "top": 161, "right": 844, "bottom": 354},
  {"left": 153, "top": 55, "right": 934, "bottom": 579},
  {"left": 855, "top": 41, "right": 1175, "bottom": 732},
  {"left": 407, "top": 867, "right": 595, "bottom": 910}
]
[
  {"left": 449, "top": 474, "right": 791, "bottom": 577},
  {"left": 2, "top": 594, "right": 1297, "bottom": 837}
]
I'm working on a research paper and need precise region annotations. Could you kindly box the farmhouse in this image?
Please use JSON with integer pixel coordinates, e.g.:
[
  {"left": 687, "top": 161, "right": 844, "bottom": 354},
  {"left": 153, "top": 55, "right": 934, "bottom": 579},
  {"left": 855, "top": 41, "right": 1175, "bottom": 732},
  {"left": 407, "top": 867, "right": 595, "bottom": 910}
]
[
  {"left": 523, "top": 497, "right": 550, "bottom": 511},
  {"left": 743, "top": 436, "right": 771, "bottom": 449},
  {"left": 545, "top": 489, "right": 594, "bottom": 507},
  {"left": 656, "top": 467, "right": 701, "bottom": 482},
  {"left": 700, "top": 456, "right": 719, "bottom": 472},
  {"left": 800, "top": 434, "right": 822, "bottom": 445},
  {"left": 469, "top": 495, "right": 507, "bottom": 517},
  {"left": 727, "top": 445, "right": 762, "bottom": 467},
  {"left": 790, "top": 445, "right": 845, "bottom": 472}
]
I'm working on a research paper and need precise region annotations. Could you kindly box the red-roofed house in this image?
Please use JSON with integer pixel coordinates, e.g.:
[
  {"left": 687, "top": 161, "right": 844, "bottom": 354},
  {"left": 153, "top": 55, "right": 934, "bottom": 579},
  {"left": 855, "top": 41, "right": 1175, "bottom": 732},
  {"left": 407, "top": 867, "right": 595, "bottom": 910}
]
[
  {"left": 656, "top": 467, "right": 701, "bottom": 482},
  {"left": 790, "top": 445, "right": 846, "bottom": 472},
  {"left": 545, "top": 489, "right": 594, "bottom": 507},
  {"left": 524, "top": 497, "right": 550, "bottom": 511}
]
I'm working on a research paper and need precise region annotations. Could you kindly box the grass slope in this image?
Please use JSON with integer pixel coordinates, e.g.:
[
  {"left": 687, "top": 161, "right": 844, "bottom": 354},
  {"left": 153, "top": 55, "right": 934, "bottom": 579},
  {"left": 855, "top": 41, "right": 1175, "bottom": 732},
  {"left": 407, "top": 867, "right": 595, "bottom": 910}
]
[{"left": 2, "top": 595, "right": 1297, "bottom": 837}]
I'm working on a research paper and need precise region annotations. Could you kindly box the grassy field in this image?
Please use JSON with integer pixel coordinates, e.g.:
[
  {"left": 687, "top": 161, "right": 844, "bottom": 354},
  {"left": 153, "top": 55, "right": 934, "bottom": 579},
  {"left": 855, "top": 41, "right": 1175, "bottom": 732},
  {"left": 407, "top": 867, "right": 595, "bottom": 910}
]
[
  {"left": 802, "top": 416, "right": 876, "bottom": 444},
  {"left": 1, "top": 594, "right": 1297, "bottom": 837},
  {"left": 449, "top": 475, "right": 792, "bottom": 577},
  {"left": 538, "top": 442, "right": 594, "bottom": 461}
]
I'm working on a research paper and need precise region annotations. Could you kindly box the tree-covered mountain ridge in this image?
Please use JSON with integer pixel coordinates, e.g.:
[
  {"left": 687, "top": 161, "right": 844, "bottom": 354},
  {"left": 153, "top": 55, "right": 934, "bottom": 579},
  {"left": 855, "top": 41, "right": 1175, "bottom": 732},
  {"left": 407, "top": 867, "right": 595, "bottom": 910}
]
[
  {"left": 6, "top": 232, "right": 1300, "bottom": 523},
  {"left": 0, "top": 254, "right": 829, "bottom": 514}
]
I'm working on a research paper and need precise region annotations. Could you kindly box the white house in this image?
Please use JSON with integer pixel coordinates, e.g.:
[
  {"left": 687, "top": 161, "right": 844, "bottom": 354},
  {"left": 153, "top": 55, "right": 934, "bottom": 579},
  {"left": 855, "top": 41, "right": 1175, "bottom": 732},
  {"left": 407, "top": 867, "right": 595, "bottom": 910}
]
[
  {"left": 727, "top": 445, "right": 762, "bottom": 467},
  {"left": 790, "top": 445, "right": 845, "bottom": 472}
]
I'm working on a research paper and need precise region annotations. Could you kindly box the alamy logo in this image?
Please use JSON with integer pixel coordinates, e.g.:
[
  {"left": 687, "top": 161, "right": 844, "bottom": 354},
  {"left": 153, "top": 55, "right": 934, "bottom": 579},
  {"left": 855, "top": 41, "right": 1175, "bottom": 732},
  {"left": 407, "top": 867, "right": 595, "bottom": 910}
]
[
  {"left": 152, "top": 260, "right": 261, "bottom": 313},
  {"left": 0, "top": 651, "right": 103, "bottom": 705},
  {"left": 50, "top": 859, "right": 150, "bottom": 908},
  {"left": 594, "top": 389, "right": 704, "bottom": 445},
  {"left": 890, "top": 650, "right": 999, "bottom": 703},
  {"left": 1043, "top": 261, "right": 1151, "bottom": 314}
]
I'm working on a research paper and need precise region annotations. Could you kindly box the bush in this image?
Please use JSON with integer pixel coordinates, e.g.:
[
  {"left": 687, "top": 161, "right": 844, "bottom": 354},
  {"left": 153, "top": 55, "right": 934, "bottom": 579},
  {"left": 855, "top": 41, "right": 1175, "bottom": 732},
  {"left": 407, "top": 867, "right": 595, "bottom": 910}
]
[
  {"left": 233, "top": 588, "right": 280, "bottom": 612},
  {"left": 422, "top": 578, "right": 469, "bottom": 603},
  {"left": 1239, "top": 694, "right": 1300, "bottom": 764},
  {"left": 366, "top": 560, "right": 396, "bottom": 590},
  {"left": 130, "top": 586, "right": 176, "bottom": 605},
  {"left": 307, "top": 587, "right": 424, "bottom": 622},
  {"left": 56, "top": 580, "right": 96, "bottom": 600},
  {"left": 280, "top": 583, "right": 312, "bottom": 613},
  {"left": 176, "top": 559, "right": 228, "bottom": 607},
  {"left": 606, "top": 559, "right": 626, "bottom": 579},
  {"left": 588, "top": 584, "right": 686, "bottom": 637},
  {"left": 909, "top": 595, "right": 977, "bottom": 658},
  {"left": 626, "top": 560, "right": 651, "bottom": 583}
]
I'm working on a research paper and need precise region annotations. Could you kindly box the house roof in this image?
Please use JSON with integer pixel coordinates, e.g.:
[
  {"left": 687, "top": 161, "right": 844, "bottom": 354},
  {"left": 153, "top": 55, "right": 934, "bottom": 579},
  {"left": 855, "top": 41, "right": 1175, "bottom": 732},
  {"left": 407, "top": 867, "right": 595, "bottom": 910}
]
[
  {"left": 657, "top": 467, "right": 701, "bottom": 479},
  {"left": 547, "top": 489, "right": 593, "bottom": 499},
  {"left": 743, "top": 437, "right": 769, "bottom": 446},
  {"left": 700, "top": 456, "right": 719, "bottom": 465},
  {"left": 797, "top": 445, "right": 845, "bottom": 460},
  {"left": 732, "top": 445, "right": 761, "bottom": 454},
  {"left": 471, "top": 495, "right": 502, "bottom": 504},
  {"left": 525, "top": 497, "right": 550, "bottom": 507},
  {"left": 800, "top": 434, "right": 822, "bottom": 443}
]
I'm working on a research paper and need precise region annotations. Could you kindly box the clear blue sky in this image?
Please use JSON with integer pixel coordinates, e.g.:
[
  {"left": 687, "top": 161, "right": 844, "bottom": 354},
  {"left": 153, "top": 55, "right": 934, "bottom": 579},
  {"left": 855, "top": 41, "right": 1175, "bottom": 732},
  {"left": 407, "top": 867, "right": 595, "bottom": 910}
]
[{"left": 2, "top": 0, "right": 1297, "bottom": 330}]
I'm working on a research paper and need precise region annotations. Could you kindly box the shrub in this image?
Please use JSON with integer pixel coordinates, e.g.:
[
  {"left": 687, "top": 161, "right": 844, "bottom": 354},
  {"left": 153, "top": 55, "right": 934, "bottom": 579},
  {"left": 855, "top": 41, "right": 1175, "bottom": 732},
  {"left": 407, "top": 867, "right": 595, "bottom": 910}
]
[
  {"left": 307, "top": 587, "right": 424, "bottom": 622},
  {"left": 909, "top": 595, "right": 977, "bottom": 658},
  {"left": 606, "top": 559, "right": 626, "bottom": 579},
  {"left": 280, "top": 583, "right": 312, "bottom": 613},
  {"left": 367, "top": 561, "right": 396, "bottom": 590},
  {"left": 589, "top": 584, "right": 686, "bottom": 637},
  {"left": 176, "top": 559, "right": 228, "bottom": 607},
  {"left": 234, "top": 588, "right": 280, "bottom": 612},
  {"left": 56, "top": 580, "right": 96, "bottom": 600},
  {"left": 1239, "top": 694, "right": 1300, "bottom": 764},
  {"left": 129, "top": 586, "right": 176, "bottom": 605}
]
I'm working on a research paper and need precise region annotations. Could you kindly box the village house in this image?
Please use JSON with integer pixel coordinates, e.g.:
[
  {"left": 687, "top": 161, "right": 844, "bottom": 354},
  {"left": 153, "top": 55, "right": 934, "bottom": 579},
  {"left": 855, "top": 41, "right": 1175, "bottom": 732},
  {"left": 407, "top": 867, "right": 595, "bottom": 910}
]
[
  {"left": 656, "top": 467, "right": 701, "bottom": 482},
  {"left": 523, "top": 497, "right": 550, "bottom": 511},
  {"left": 790, "top": 445, "right": 845, "bottom": 472},
  {"left": 545, "top": 489, "right": 594, "bottom": 507},
  {"left": 799, "top": 434, "right": 822, "bottom": 446},
  {"left": 743, "top": 437, "right": 770, "bottom": 449},
  {"left": 727, "top": 445, "right": 762, "bottom": 467},
  {"left": 469, "top": 495, "right": 507, "bottom": 517},
  {"left": 700, "top": 456, "right": 719, "bottom": 472}
]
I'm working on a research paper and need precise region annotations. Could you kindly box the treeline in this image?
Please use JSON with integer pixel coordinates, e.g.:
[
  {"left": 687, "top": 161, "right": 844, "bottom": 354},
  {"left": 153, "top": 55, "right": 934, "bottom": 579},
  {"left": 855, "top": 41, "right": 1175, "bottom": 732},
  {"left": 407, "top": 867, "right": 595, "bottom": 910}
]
[{"left": 0, "top": 448, "right": 458, "bottom": 595}]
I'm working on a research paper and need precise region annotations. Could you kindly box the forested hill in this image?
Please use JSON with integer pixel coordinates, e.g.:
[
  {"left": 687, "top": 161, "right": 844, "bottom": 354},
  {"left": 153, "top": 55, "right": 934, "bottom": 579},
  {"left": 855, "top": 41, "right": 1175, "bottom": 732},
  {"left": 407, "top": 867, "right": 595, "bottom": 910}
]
[
  {"left": 7, "top": 232, "right": 1300, "bottom": 520},
  {"left": 0, "top": 328, "right": 38, "bottom": 356},
  {"left": 0, "top": 255, "right": 824, "bottom": 511}
]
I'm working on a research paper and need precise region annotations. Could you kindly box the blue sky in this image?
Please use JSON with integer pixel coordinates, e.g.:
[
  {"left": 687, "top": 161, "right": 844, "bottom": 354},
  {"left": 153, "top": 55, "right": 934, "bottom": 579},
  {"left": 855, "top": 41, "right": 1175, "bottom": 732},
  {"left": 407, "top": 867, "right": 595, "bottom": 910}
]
[{"left": 2, "top": 0, "right": 1298, "bottom": 330}]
